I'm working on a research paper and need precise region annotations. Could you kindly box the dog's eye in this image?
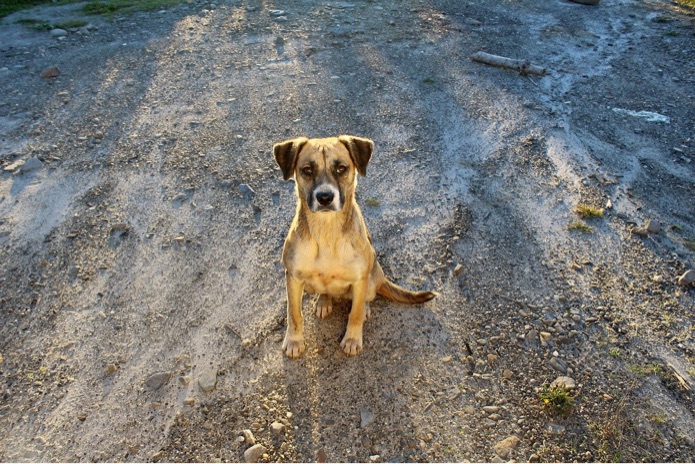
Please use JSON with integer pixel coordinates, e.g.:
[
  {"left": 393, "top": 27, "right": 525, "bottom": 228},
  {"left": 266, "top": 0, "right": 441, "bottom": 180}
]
[
  {"left": 301, "top": 166, "right": 313, "bottom": 177},
  {"left": 336, "top": 165, "right": 348, "bottom": 175}
]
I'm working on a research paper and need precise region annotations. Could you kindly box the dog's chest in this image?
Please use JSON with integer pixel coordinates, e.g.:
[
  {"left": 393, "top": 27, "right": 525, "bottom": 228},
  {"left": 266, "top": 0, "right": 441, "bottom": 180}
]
[{"left": 291, "top": 239, "right": 366, "bottom": 295}]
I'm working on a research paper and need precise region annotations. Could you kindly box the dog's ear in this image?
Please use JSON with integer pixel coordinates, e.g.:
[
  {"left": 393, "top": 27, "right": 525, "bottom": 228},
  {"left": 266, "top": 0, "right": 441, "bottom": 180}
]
[
  {"left": 338, "top": 135, "right": 374, "bottom": 177},
  {"left": 273, "top": 137, "right": 308, "bottom": 181}
]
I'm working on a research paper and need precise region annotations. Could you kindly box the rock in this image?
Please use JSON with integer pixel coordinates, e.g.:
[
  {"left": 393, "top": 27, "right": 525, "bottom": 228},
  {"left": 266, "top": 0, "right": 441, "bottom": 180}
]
[
  {"left": 144, "top": 371, "right": 171, "bottom": 390},
  {"left": 502, "top": 369, "right": 513, "bottom": 379},
  {"left": 441, "top": 355, "right": 453, "bottom": 363},
  {"left": 316, "top": 449, "right": 328, "bottom": 463},
  {"left": 360, "top": 407, "right": 375, "bottom": 428},
  {"left": 548, "top": 357, "right": 568, "bottom": 374},
  {"left": 18, "top": 157, "right": 42, "bottom": 173},
  {"left": 243, "top": 444, "right": 266, "bottom": 463},
  {"left": 645, "top": 219, "right": 662, "bottom": 234},
  {"left": 183, "top": 397, "right": 195, "bottom": 406},
  {"left": 50, "top": 28, "right": 68, "bottom": 37},
  {"left": 550, "top": 376, "right": 576, "bottom": 390},
  {"left": 453, "top": 263, "right": 463, "bottom": 275},
  {"left": 546, "top": 423, "right": 566, "bottom": 434},
  {"left": 630, "top": 226, "right": 649, "bottom": 237},
  {"left": 269, "top": 9, "right": 286, "bottom": 16},
  {"left": 271, "top": 421, "right": 286, "bottom": 436},
  {"left": 3, "top": 160, "right": 24, "bottom": 172},
  {"left": 41, "top": 66, "right": 61, "bottom": 78},
  {"left": 490, "top": 455, "right": 505, "bottom": 463},
  {"left": 487, "top": 353, "right": 499, "bottom": 364},
  {"left": 677, "top": 270, "right": 695, "bottom": 287},
  {"left": 104, "top": 363, "right": 117, "bottom": 375},
  {"left": 172, "top": 192, "right": 188, "bottom": 203},
  {"left": 242, "top": 429, "right": 255, "bottom": 445},
  {"left": 483, "top": 406, "right": 500, "bottom": 414},
  {"left": 198, "top": 368, "right": 217, "bottom": 392},
  {"left": 526, "top": 329, "right": 540, "bottom": 349},
  {"left": 529, "top": 453, "right": 540, "bottom": 462},
  {"left": 493, "top": 435, "right": 520, "bottom": 460}
]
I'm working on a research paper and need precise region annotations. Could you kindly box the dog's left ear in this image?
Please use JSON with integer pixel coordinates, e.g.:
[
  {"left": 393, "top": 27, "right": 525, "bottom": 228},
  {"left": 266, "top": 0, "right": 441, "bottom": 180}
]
[
  {"left": 338, "top": 135, "right": 374, "bottom": 177},
  {"left": 273, "top": 137, "right": 308, "bottom": 181}
]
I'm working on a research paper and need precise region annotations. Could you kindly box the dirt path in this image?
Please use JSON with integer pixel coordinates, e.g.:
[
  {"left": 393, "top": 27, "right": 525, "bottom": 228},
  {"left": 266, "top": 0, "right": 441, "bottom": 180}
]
[{"left": 1, "top": 0, "right": 694, "bottom": 462}]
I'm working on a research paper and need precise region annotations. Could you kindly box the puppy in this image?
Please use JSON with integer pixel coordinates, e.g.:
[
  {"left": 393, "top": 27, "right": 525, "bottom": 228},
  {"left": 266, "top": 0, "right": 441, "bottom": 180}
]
[{"left": 273, "top": 135, "right": 436, "bottom": 358}]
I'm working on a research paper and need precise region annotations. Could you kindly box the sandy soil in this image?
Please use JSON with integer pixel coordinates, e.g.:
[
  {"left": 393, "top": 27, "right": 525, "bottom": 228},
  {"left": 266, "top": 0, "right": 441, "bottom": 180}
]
[{"left": 1, "top": 0, "right": 694, "bottom": 462}]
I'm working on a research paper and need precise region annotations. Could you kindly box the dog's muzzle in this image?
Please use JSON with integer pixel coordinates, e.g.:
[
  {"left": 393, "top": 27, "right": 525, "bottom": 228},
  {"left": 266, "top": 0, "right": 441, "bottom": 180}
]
[{"left": 310, "top": 184, "right": 341, "bottom": 212}]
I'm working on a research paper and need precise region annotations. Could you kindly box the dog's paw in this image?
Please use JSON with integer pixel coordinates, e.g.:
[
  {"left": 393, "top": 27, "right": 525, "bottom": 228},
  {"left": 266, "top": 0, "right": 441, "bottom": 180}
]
[
  {"left": 340, "top": 335, "right": 363, "bottom": 356},
  {"left": 282, "top": 335, "right": 306, "bottom": 359},
  {"left": 315, "top": 294, "right": 333, "bottom": 319}
]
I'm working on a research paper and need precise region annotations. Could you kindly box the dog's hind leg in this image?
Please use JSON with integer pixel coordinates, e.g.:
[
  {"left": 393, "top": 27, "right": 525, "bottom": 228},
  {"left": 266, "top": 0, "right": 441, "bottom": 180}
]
[{"left": 315, "top": 294, "right": 333, "bottom": 319}]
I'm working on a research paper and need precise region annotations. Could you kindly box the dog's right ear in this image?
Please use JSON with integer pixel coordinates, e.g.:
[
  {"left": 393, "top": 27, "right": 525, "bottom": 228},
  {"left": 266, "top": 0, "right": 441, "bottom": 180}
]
[{"left": 273, "top": 137, "right": 308, "bottom": 181}]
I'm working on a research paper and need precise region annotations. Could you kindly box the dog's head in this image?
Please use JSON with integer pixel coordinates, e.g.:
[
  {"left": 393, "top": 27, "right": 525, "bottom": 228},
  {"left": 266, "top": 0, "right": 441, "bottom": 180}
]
[{"left": 273, "top": 135, "right": 374, "bottom": 213}]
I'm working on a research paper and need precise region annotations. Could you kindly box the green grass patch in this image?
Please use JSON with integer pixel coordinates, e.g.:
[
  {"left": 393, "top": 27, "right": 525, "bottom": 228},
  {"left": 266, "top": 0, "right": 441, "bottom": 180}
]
[
  {"left": 576, "top": 204, "right": 604, "bottom": 219},
  {"left": 0, "top": 0, "right": 79, "bottom": 19},
  {"left": 629, "top": 362, "right": 662, "bottom": 377},
  {"left": 82, "top": 0, "right": 184, "bottom": 16},
  {"left": 609, "top": 347, "right": 621, "bottom": 358},
  {"left": 649, "top": 413, "right": 667, "bottom": 424},
  {"left": 539, "top": 384, "right": 574, "bottom": 416},
  {"left": 364, "top": 198, "right": 381, "bottom": 207},
  {"left": 568, "top": 220, "right": 594, "bottom": 233},
  {"left": 16, "top": 16, "right": 87, "bottom": 30},
  {"left": 676, "top": 0, "right": 695, "bottom": 6},
  {"left": 56, "top": 19, "right": 88, "bottom": 28},
  {"left": 421, "top": 77, "right": 436, "bottom": 84}
]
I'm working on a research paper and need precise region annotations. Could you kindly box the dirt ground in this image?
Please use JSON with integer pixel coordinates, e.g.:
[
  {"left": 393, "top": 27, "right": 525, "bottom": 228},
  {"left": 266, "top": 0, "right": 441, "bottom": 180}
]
[{"left": 1, "top": 0, "right": 694, "bottom": 462}]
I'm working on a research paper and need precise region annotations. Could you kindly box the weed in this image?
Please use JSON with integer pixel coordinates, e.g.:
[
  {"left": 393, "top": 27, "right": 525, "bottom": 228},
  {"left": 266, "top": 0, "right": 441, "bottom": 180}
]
[
  {"left": 609, "top": 347, "right": 621, "bottom": 358},
  {"left": 539, "top": 384, "right": 574, "bottom": 416},
  {"left": 16, "top": 18, "right": 52, "bottom": 30},
  {"left": 568, "top": 220, "right": 594, "bottom": 233},
  {"left": 365, "top": 198, "right": 380, "bottom": 207},
  {"left": 83, "top": 0, "right": 186, "bottom": 16},
  {"left": 576, "top": 204, "right": 604, "bottom": 219},
  {"left": 649, "top": 413, "right": 667, "bottom": 424},
  {"left": 688, "top": 368, "right": 695, "bottom": 378},
  {"left": 421, "top": 77, "right": 435, "bottom": 84},
  {"left": 56, "top": 19, "right": 88, "bottom": 28},
  {"left": 629, "top": 362, "right": 662, "bottom": 377},
  {"left": 664, "top": 30, "right": 680, "bottom": 37}
]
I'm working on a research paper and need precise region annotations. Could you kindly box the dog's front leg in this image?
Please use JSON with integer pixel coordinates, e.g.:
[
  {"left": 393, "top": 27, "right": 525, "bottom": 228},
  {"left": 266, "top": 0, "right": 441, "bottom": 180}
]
[
  {"left": 341, "top": 278, "right": 368, "bottom": 356},
  {"left": 282, "top": 271, "right": 305, "bottom": 359}
]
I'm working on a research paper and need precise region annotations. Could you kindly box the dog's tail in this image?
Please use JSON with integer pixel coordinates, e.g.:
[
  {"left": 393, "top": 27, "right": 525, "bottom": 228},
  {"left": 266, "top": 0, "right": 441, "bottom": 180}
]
[{"left": 377, "top": 279, "right": 437, "bottom": 304}]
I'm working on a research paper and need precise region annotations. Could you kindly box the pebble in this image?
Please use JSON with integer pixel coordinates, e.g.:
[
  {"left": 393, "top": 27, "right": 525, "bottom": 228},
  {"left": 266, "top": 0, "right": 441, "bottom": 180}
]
[
  {"left": 271, "top": 421, "right": 286, "bottom": 436},
  {"left": 630, "top": 226, "right": 649, "bottom": 237},
  {"left": 502, "top": 369, "right": 513, "bottom": 379},
  {"left": 198, "top": 368, "right": 217, "bottom": 392},
  {"left": 548, "top": 357, "right": 568, "bottom": 373},
  {"left": 41, "top": 66, "right": 61, "bottom": 78},
  {"left": 145, "top": 371, "right": 171, "bottom": 390},
  {"left": 677, "top": 270, "right": 695, "bottom": 287},
  {"left": 441, "top": 355, "right": 453, "bottom": 363},
  {"left": 316, "top": 449, "right": 328, "bottom": 463},
  {"left": 493, "top": 435, "right": 520, "bottom": 459},
  {"left": 104, "top": 363, "right": 117, "bottom": 375},
  {"left": 50, "top": 28, "right": 68, "bottom": 37},
  {"left": 18, "top": 157, "right": 43, "bottom": 173},
  {"left": 242, "top": 429, "right": 256, "bottom": 445},
  {"left": 645, "top": 219, "right": 662, "bottom": 234},
  {"left": 453, "top": 263, "right": 463, "bottom": 275},
  {"left": 546, "top": 422, "right": 566, "bottom": 434},
  {"left": 3, "top": 160, "right": 25, "bottom": 172},
  {"left": 483, "top": 406, "right": 500, "bottom": 414},
  {"left": 487, "top": 353, "right": 498, "bottom": 364},
  {"left": 183, "top": 397, "right": 195, "bottom": 406},
  {"left": 172, "top": 193, "right": 188, "bottom": 202},
  {"left": 490, "top": 455, "right": 505, "bottom": 463},
  {"left": 360, "top": 407, "right": 375, "bottom": 428},
  {"left": 269, "top": 9, "right": 286, "bottom": 16},
  {"left": 243, "top": 444, "right": 266, "bottom": 463},
  {"left": 550, "top": 376, "right": 576, "bottom": 390}
]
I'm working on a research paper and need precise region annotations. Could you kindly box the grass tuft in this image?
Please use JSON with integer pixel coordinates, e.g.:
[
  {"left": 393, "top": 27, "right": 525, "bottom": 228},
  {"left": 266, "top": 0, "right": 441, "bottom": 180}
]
[
  {"left": 364, "top": 198, "right": 381, "bottom": 207},
  {"left": 576, "top": 204, "right": 604, "bottom": 219},
  {"left": 539, "top": 384, "right": 574, "bottom": 416},
  {"left": 568, "top": 220, "right": 594, "bottom": 233}
]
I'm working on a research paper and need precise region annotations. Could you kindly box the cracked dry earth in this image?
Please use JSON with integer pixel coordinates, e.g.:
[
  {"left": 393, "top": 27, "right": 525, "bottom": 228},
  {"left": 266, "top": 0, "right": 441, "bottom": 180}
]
[{"left": 1, "top": 0, "right": 694, "bottom": 462}]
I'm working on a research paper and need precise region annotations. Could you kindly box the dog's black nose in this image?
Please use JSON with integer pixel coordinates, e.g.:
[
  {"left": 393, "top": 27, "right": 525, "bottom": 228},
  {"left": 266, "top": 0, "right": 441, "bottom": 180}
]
[{"left": 316, "top": 191, "right": 334, "bottom": 206}]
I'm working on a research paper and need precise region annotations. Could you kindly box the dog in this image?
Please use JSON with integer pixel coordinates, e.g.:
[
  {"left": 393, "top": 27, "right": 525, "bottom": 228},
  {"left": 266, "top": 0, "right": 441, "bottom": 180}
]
[{"left": 273, "top": 135, "right": 436, "bottom": 358}]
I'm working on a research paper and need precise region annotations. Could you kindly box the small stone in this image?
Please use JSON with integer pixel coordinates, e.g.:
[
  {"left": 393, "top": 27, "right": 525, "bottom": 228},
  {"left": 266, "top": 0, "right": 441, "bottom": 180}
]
[
  {"left": 145, "top": 371, "right": 171, "bottom": 390},
  {"left": 645, "top": 219, "right": 662, "bottom": 234},
  {"left": 50, "top": 28, "right": 68, "bottom": 37},
  {"left": 151, "top": 450, "right": 164, "bottom": 460},
  {"left": 529, "top": 453, "right": 540, "bottom": 462},
  {"left": 18, "top": 157, "right": 42, "bottom": 173},
  {"left": 183, "top": 397, "right": 195, "bottom": 406},
  {"left": 369, "top": 455, "right": 380, "bottom": 462},
  {"left": 242, "top": 429, "right": 255, "bottom": 445},
  {"left": 489, "top": 413, "right": 501, "bottom": 421},
  {"left": 476, "top": 338, "right": 487, "bottom": 345},
  {"left": 548, "top": 357, "right": 568, "bottom": 373},
  {"left": 441, "top": 355, "right": 453, "bottom": 363},
  {"left": 179, "top": 375, "right": 191, "bottom": 385},
  {"left": 4, "top": 160, "right": 24, "bottom": 172},
  {"left": 172, "top": 193, "right": 188, "bottom": 203},
  {"left": 550, "top": 376, "right": 576, "bottom": 390},
  {"left": 0, "top": 353, "right": 3, "bottom": 364},
  {"left": 502, "top": 369, "right": 513, "bottom": 379},
  {"left": 271, "top": 421, "right": 286, "bottom": 436},
  {"left": 630, "top": 226, "right": 649, "bottom": 237},
  {"left": 41, "top": 66, "right": 61, "bottom": 78},
  {"left": 493, "top": 435, "right": 520, "bottom": 459},
  {"left": 198, "top": 368, "right": 217, "bottom": 392},
  {"left": 483, "top": 406, "right": 500, "bottom": 414},
  {"left": 453, "top": 263, "right": 463, "bottom": 275},
  {"left": 269, "top": 9, "right": 286, "bottom": 16},
  {"left": 546, "top": 423, "right": 566, "bottom": 434},
  {"left": 360, "top": 407, "right": 375, "bottom": 428},
  {"left": 104, "top": 363, "right": 117, "bottom": 375},
  {"left": 487, "top": 353, "right": 498, "bottom": 364},
  {"left": 243, "top": 444, "right": 266, "bottom": 463},
  {"left": 677, "top": 270, "right": 695, "bottom": 287},
  {"left": 490, "top": 454, "right": 505, "bottom": 463},
  {"left": 316, "top": 449, "right": 328, "bottom": 463}
]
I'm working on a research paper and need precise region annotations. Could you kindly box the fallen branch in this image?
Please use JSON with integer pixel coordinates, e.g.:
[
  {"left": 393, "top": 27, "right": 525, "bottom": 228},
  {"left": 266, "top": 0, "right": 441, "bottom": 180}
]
[{"left": 471, "top": 51, "right": 548, "bottom": 76}]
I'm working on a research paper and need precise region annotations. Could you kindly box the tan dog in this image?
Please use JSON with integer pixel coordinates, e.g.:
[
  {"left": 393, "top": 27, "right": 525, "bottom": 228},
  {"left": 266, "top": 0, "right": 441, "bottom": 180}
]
[{"left": 273, "top": 135, "right": 436, "bottom": 358}]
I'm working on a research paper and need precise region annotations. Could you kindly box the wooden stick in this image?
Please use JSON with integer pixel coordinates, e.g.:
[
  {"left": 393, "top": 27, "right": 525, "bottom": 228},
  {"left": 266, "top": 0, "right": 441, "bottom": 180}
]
[{"left": 471, "top": 51, "right": 548, "bottom": 76}]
